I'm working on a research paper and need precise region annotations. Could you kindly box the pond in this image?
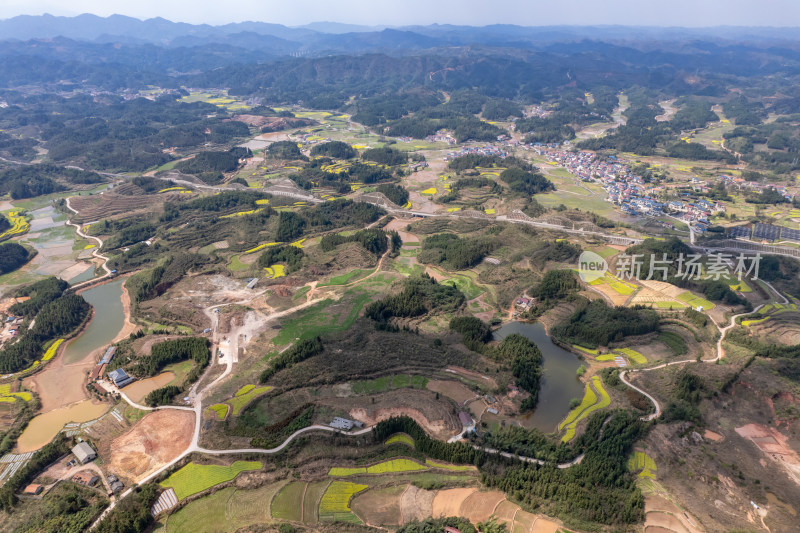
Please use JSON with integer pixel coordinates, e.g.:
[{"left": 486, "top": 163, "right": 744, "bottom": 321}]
[
  {"left": 62, "top": 278, "right": 126, "bottom": 365},
  {"left": 493, "top": 321, "right": 585, "bottom": 433}
]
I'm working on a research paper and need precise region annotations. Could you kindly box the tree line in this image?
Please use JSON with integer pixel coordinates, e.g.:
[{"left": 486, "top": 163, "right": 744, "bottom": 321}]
[
  {"left": 418, "top": 233, "right": 497, "bottom": 270},
  {"left": 0, "top": 278, "right": 91, "bottom": 373},
  {"left": 551, "top": 299, "right": 660, "bottom": 348},
  {"left": 0, "top": 242, "right": 33, "bottom": 275},
  {"left": 365, "top": 274, "right": 465, "bottom": 324},
  {"left": 129, "top": 336, "right": 210, "bottom": 377},
  {"left": 259, "top": 336, "right": 324, "bottom": 383}
]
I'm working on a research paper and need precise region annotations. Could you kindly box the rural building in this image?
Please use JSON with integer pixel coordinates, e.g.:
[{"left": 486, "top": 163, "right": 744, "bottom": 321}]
[
  {"left": 88, "top": 363, "right": 106, "bottom": 382},
  {"left": 329, "top": 417, "right": 363, "bottom": 430},
  {"left": 458, "top": 412, "right": 473, "bottom": 427},
  {"left": 72, "top": 442, "right": 97, "bottom": 464},
  {"left": 107, "top": 474, "right": 124, "bottom": 493},
  {"left": 23, "top": 484, "right": 43, "bottom": 495},
  {"left": 487, "top": 408, "right": 499, "bottom": 415},
  {"left": 108, "top": 368, "right": 134, "bottom": 388},
  {"left": 246, "top": 278, "right": 259, "bottom": 289},
  {"left": 99, "top": 346, "right": 116, "bottom": 365},
  {"left": 72, "top": 471, "right": 99, "bottom": 487}
]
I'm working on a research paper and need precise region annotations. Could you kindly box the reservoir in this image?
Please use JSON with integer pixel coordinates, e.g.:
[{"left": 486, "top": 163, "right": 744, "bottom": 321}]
[
  {"left": 62, "top": 278, "right": 126, "bottom": 365},
  {"left": 493, "top": 321, "right": 585, "bottom": 433}
]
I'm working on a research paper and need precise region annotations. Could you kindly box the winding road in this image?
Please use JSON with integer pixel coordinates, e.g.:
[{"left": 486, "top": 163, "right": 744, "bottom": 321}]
[
  {"left": 64, "top": 196, "right": 112, "bottom": 289},
  {"left": 619, "top": 279, "right": 788, "bottom": 421}
]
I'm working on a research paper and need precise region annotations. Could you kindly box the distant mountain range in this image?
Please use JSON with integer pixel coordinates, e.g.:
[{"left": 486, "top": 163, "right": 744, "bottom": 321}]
[{"left": 1, "top": 14, "right": 800, "bottom": 58}]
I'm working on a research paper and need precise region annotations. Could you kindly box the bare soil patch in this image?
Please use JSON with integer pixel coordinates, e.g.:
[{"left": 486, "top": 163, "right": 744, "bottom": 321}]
[
  {"left": 432, "top": 487, "right": 475, "bottom": 518},
  {"left": 530, "top": 518, "right": 560, "bottom": 533},
  {"left": 459, "top": 490, "right": 506, "bottom": 523},
  {"left": 351, "top": 484, "right": 404, "bottom": 526},
  {"left": 399, "top": 484, "right": 435, "bottom": 523},
  {"left": 426, "top": 380, "right": 476, "bottom": 405},
  {"left": 735, "top": 423, "right": 800, "bottom": 484},
  {"left": 644, "top": 511, "right": 691, "bottom": 533},
  {"left": 108, "top": 409, "right": 194, "bottom": 483}
]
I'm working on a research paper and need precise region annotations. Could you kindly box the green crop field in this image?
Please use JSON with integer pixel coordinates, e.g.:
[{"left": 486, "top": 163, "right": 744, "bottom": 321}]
[
  {"left": 302, "top": 480, "right": 330, "bottom": 523},
  {"left": 559, "top": 376, "right": 611, "bottom": 443},
  {"left": 227, "top": 254, "right": 250, "bottom": 273},
  {"left": 425, "top": 459, "right": 474, "bottom": 472},
  {"left": 160, "top": 461, "right": 262, "bottom": 500},
  {"left": 273, "top": 289, "right": 373, "bottom": 345},
  {"left": 677, "top": 291, "right": 715, "bottom": 310},
  {"left": 351, "top": 374, "right": 428, "bottom": 395},
  {"left": 441, "top": 275, "right": 485, "bottom": 300},
  {"left": 385, "top": 433, "right": 415, "bottom": 447},
  {"left": 319, "top": 269, "right": 372, "bottom": 286},
  {"left": 614, "top": 348, "right": 647, "bottom": 365},
  {"left": 165, "top": 487, "right": 233, "bottom": 533},
  {"left": 271, "top": 481, "right": 305, "bottom": 521},
  {"left": 329, "top": 458, "right": 428, "bottom": 477},
  {"left": 318, "top": 481, "right": 368, "bottom": 523},
  {"left": 228, "top": 385, "right": 273, "bottom": 415},
  {"left": 226, "top": 482, "right": 285, "bottom": 529}
]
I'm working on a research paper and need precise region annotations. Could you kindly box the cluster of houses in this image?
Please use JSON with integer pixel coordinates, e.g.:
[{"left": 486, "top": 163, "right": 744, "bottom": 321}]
[
  {"left": 23, "top": 442, "right": 124, "bottom": 498},
  {"left": 666, "top": 198, "right": 726, "bottom": 229},
  {"left": 424, "top": 131, "right": 456, "bottom": 144},
  {"left": 533, "top": 145, "right": 641, "bottom": 183},
  {"left": 531, "top": 144, "right": 732, "bottom": 227},
  {"left": 444, "top": 144, "right": 508, "bottom": 161},
  {"left": 2, "top": 314, "right": 22, "bottom": 344},
  {"left": 718, "top": 174, "right": 795, "bottom": 202}
]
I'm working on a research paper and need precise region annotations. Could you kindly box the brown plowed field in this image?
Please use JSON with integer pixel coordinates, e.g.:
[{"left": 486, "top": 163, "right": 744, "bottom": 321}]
[
  {"left": 351, "top": 484, "right": 405, "bottom": 526},
  {"left": 432, "top": 488, "right": 475, "bottom": 518},
  {"left": 459, "top": 490, "right": 506, "bottom": 523},
  {"left": 399, "top": 484, "right": 435, "bottom": 523}
]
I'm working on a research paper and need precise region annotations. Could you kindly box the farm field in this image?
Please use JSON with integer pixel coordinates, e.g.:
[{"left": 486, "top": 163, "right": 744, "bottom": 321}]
[
  {"left": 329, "top": 458, "right": 428, "bottom": 477},
  {"left": 385, "top": 433, "right": 414, "bottom": 447},
  {"left": 351, "top": 374, "right": 428, "bottom": 395},
  {"left": 676, "top": 291, "right": 715, "bottom": 310},
  {"left": 628, "top": 451, "right": 658, "bottom": 479},
  {"left": 160, "top": 461, "right": 262, "bottom": 500},
  {"left": 559, "top": 376, "right": 611, "bottom": 443},
  {"left": 227, "top": 385, "right": 273, "bottom": 415},
  {"left": 319, "top": 481, "right": 368, "bottom": 523},
  {"left": 271, "top": 481, "right": 306, "bottom": 521}
]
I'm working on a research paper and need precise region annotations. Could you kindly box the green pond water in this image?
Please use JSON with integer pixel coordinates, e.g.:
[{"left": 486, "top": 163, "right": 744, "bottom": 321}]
[
  {"left": 493, "top": 321, "right": 585, "bottom": 433},
  {"left": 62, "top": 278, "right": 125, "bottom": 364}
]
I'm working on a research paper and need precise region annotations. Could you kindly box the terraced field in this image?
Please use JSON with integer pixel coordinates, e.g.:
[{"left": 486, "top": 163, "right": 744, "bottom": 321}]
[
  {"left": 385, "top": 433, "right": 415, "bottom": 447},
  {"left": 161, "top": 454, "right": 521, "bottom": 531},
  {"left": 160, "top": 461, "right": 262, "bottom": 500},
  {"left": 319, "top": 481, "right": 368, "bottom": 523},
  {"left": 329, "top": 458, "right": 428, "bottom": 477},
  {"left": 0, "top": 211, "right": 30, "bottom": 241},
  {"left": 559, "top": 376, "right": 611, "bottom": 443},
  {"left": 227, "top": 385, "right": 273, "bottom": 415},
  {"left": 628, "top": 451, "right": 657, "bottom": 479}
]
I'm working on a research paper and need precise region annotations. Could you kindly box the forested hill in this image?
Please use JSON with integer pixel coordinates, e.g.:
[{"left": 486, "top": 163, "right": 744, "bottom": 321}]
[{"left": 1, "top": 15, "right": 800, "bottom": 92}]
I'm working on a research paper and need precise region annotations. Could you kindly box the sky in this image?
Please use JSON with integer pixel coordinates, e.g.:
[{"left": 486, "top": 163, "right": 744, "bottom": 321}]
[{"left": 1, "top": 0, "right": 800, "bottom": 27}]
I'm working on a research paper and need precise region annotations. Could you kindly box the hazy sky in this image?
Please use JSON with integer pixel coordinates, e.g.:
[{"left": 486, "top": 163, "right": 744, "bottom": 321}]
[{"left": 1, "top": 0, "right": 800, "bottom": 27}]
